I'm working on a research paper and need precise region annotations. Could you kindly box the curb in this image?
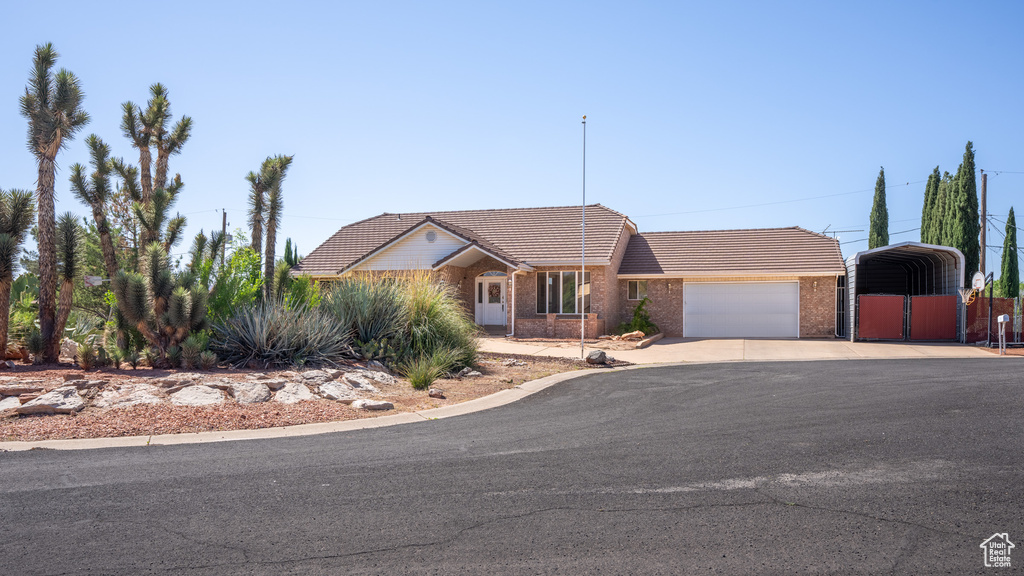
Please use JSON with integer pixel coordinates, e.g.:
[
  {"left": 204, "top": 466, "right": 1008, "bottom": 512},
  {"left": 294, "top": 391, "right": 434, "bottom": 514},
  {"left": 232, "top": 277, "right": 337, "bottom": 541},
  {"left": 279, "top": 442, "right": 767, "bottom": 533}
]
[{"left": 0, "top": 366, "right": 625, "bottom": 452}]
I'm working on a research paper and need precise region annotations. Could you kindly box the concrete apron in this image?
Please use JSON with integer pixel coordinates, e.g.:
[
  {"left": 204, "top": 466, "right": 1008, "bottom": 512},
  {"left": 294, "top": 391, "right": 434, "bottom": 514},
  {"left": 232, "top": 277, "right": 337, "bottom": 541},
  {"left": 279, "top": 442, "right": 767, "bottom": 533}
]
[{"left": 479, "top": 337, "right": 996, "bottom": 364}]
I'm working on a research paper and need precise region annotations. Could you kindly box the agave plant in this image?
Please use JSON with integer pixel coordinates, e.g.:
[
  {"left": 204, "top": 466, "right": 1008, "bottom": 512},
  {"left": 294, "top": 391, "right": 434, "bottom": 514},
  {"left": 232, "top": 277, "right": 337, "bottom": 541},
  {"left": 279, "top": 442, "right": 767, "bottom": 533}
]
[
  {"left": 76, "top": 344, "right": 95, "bottom": 371},
  {"left": 180, "top": 334, "right": 202, "bottom": 369},
  {"left": 199, "top": 350, "right": 218, "bottom": 371}
]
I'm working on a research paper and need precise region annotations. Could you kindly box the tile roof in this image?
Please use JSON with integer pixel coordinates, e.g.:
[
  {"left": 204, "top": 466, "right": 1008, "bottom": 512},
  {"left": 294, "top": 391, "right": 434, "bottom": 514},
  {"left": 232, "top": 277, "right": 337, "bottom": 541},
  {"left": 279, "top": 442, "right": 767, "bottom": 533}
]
[
  {"left": 618, "top": 227, "right": 845, "bottom": 276},
  {"left": 294, "top": 204, "right": 631, "bottom": 276}
]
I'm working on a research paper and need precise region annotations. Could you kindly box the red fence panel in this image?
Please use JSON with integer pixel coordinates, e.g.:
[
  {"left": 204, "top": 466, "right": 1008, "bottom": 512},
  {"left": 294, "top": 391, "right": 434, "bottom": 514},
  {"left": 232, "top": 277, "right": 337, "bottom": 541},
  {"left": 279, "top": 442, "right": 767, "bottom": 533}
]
[
  {"left": 858, "top": 295, "right": 906, "bottom": 340},
  {"left": 966, "top": 297, "right": 1015, "bottom": 343},
  {"left": 909, "top": 295, "right": 956, "bottom": 340}
]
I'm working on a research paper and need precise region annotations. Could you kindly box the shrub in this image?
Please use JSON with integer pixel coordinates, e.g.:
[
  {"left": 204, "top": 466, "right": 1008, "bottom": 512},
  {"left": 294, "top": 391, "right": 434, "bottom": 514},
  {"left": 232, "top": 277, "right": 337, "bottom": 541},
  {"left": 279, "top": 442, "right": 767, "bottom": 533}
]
[
  {"left": 108, "top": 347, "right": 122, "bottom": 369},
  {"left": 165, "top": 345, "right": 181, "bottom": 368},
  {"left": 76, "top": 344, "right": 95, "bottom": 370},
  {"left": 398, "top": 347, "right": 460, "bottom": 390},
  {"left": 617, "top": 297, "right": 659, "bottom": 335},
  {"left": 206, "top": 248, "right": 263, "bottom": 323},
  {"left": 199, "top": 350, "right": 217, "bottom": 370},
  {"left": 124, "top": 348, "right": 140, "bottom": 369},
  {"left": 211, "top": 300, "right": 356, "bottom": 368},
  {"left": 26, "top": 329, "right": 44, "bottom": 362},
  {"left": 95, "top": 344, "right": 108, "bottom": 367},
  {"left": 401, "top": 274, "right": 477, "bottom": 370},
  {"left": 320, "top": 276, "right": 407, "bottom": 358},
  {"left": 181, "top": 334, "right": 203, "bottom": 369}
]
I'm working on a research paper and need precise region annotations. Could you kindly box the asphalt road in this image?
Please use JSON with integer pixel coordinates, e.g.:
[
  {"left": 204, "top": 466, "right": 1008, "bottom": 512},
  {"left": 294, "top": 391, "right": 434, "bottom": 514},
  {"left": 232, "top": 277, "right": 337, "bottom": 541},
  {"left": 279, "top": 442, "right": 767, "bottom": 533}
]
[{"left": 1, "top": 359, "right": 1021, "bottom": 575}]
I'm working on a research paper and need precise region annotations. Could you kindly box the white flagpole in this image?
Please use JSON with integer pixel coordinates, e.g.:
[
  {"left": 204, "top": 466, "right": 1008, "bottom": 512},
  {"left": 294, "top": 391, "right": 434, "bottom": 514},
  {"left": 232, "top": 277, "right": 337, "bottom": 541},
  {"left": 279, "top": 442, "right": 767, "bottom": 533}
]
[{"left": 581, "top": 115, "right": 586, "bottom": 360}]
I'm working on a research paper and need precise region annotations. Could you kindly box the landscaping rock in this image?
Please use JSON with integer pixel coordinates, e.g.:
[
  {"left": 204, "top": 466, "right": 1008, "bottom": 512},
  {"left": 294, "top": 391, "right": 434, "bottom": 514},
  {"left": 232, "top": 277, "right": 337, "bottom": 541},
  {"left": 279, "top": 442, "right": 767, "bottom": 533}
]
[
  {"left": 586, "top": 350, "right": 607, "bottom": 364},
  {"left": 428, "top": 388, "right": 445, "bottom": 399},
  {"left": 502, "top": 359, "right": 527, "bottom": 367},
  {"left": 0, "top": 395, "right": 22, "bottom": 411},
  {"left": 323, "top": 368, "right": 347, "bottom": 380},
  {"left": 361, "top": 370, "right": 398, "bottom": 385},
  {"left": 299, "top": 370, "right": 332, "bottom": 385},
  {"left": 342, "top": 373, "right": 379, "bottom": 393},
  {"left": 318, "top": 381, "right": 359, "bottom": 403},
  {"left": 0, "top": 384, "right": 45, "bottom": 396},
  {"left": 228, "top": 381, "right": 272, "bottom": 404},
  {"left": 351, "top": 399, "right": 394, "bottom": 411},
  {"left": 201, "top": 379, "right": 233, "bottom": 391},
  {"left": 366, "top": 360, "right": 390, "bottom": 374},
  {"left": 17, "top": 386, "right": 85, "bottom": 415},
  {"left": 274, "top": 382, "right": 314, "bottom": 404},
  {"left": 462, "top": 370, "right": 482, "bottom": 378},
  {"left": 94, "top": 384, "right": 164, "bottom": 408},
  {"left": 68, "top": 379, "right": 109, "bottom": 390},
  {"left": 170, "top": 385, "right": 225, "bottom": 406},
  {"left": 261, "top": 379, "right": 288, "bottom": 390},
  {"left": 60, "top": 338, "right": 78, "bottom": 360}
]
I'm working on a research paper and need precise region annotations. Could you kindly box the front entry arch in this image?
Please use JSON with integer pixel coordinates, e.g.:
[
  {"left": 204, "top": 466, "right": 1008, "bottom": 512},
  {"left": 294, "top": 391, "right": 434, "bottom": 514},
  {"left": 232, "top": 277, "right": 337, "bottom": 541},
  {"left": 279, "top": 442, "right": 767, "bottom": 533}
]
[{"left": 475, "top": 271, "right": 507, "bottom": 326}]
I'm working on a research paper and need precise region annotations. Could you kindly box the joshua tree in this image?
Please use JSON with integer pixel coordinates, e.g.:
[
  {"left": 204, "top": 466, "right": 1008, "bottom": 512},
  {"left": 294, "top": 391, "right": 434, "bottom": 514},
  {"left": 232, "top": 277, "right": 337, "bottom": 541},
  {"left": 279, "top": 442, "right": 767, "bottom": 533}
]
[
  {"left": 20, "top": 43, "right": 90, "bottom": 363},
  {"left": 70, "top": 135, "right": 118, "bottom": 279},
  {"left": 112, "top": 242, "right": 207, "bottom": 365},
  {"left": 52, "top": 212, "right": 81, "bottom": 352},
  {"left": 0, "top": 189, "right": 36, "bottom": 355},
  {"left": 263, "top": 155, "right": 294, "bottom": 299}
]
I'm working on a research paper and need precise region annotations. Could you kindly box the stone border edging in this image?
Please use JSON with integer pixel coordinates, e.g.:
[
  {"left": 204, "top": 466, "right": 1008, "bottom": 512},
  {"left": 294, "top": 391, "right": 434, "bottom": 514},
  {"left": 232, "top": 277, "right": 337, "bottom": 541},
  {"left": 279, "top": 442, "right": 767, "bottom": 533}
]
[{"left": 0, "top": 365, "right": 637, "bottom": 452}]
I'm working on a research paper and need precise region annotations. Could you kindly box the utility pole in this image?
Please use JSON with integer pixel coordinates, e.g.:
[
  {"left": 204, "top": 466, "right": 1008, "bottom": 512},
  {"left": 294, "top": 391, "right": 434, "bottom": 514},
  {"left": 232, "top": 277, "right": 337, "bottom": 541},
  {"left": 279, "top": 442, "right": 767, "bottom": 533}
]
[
  {"left": 980, "top": 170, "right": 987, "bottom": 276},
  {"left": 221, "top": 209, "right": 228, "bottom": 266},
  {"left": 580, "top": 115, "right": 586, "bottom": 360}
]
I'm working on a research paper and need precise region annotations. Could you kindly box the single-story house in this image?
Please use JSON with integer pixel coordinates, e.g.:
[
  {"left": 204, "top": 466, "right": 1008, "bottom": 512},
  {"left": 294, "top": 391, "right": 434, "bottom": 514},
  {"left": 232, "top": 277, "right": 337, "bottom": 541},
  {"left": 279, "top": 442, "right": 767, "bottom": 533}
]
[{"left": 293, "top": 204, "right": 847, "bottom": 339}]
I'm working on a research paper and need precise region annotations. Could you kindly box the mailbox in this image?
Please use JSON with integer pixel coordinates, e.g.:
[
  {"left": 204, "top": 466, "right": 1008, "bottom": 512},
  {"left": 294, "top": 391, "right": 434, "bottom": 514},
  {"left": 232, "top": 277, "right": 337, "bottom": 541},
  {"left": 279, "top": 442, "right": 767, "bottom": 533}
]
[{"left": 997, "top": 314, "right": 1010, "bottom": 323}]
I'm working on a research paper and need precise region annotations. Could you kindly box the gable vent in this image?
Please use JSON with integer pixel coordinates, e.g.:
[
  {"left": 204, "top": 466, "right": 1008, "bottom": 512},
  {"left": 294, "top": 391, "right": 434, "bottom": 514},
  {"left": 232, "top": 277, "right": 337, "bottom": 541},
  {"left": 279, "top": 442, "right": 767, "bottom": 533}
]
[{"left": 425, "top": 230, "right": 437, "bottom": 243}]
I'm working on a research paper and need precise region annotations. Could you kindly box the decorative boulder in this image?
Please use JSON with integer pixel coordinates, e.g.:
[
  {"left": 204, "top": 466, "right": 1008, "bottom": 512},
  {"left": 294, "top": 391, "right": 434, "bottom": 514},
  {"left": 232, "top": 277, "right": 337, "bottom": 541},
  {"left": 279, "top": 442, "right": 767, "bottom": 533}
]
[
  {"left": 318, "top": 381, "right": 359, "bottom": 403},
  {"left": 366, "top": 360, "right": 391, "bottom": 374},
  {"left": 170, "top": 385, "right": 225, "bottom": 406},
  {"left": 586, "top": 350, "right": 607, "bottom": 364},
  {"left": 0, "top": 396, "right": 22, "bottom": 411},
  {"left": 273, "top": 382, "right": 315, "bottom": 404},
  {"left": 94, "top": 384, "right": 165, "bottom": 408},
  {"left": 428, "top": 388, "right": 445, "bottom": 399},
  {"left": 351, "top": 399, "right": 394, "bottom": 411},
  {"left": 17, "top": 386, "right": 85, "bottom": 415},
  {"left": 342, "top": 373, "right": 380, "bottom": 393},
  {"left": 229, "top": 381, "right": 272, "bottom": 404}
]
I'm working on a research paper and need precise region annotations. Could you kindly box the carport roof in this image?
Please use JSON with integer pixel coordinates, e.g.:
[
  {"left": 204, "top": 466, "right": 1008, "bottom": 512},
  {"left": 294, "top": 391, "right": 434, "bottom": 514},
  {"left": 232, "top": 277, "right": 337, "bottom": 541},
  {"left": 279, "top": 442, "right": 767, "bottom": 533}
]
[{"left": 618, "top": 227, "right": 846, "bottom": 276}]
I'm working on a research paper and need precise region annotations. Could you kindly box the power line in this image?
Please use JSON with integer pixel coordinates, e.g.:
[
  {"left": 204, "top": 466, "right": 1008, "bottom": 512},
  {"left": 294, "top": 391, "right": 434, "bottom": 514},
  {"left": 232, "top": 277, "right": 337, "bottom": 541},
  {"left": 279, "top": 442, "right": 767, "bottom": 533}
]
[{"left": 632, "top": 180, "right": 928, "bottom": 218}]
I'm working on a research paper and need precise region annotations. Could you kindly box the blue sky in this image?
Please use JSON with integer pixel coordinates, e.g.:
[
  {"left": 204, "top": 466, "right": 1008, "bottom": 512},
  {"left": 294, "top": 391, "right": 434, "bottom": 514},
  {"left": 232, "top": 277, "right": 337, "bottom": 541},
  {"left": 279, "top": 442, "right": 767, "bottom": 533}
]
[{"left": 0, "top": 1, "right": 1021, "bottom": 275}]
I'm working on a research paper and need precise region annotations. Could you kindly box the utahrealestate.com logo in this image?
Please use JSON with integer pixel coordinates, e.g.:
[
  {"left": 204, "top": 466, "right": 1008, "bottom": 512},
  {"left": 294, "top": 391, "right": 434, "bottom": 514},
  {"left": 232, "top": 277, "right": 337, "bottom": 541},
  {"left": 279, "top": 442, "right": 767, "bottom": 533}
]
[{"left": 980, "top": 533, "right": 1014, "bottom": 568}]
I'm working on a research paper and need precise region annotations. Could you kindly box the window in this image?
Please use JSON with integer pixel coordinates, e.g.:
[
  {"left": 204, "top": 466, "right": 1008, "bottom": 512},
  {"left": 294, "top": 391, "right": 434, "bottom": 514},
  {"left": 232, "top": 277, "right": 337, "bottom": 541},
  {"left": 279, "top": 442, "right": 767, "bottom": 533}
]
[
  {"left": 478, "top": 282, "right": 483, "bottom": 304},
  {"left": 536, "top": 271, "right": 591, "bottom": 313},
  {"left": 627, "top": 280, "right": 648, "bottom": 300}
]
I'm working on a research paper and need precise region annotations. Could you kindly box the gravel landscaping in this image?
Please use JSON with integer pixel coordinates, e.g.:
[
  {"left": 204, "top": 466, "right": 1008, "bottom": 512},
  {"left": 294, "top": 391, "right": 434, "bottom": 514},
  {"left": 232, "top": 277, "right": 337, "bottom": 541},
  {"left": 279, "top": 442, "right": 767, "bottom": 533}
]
[{"left": 0, "top": 353, "right": 619, "bottom": 442}]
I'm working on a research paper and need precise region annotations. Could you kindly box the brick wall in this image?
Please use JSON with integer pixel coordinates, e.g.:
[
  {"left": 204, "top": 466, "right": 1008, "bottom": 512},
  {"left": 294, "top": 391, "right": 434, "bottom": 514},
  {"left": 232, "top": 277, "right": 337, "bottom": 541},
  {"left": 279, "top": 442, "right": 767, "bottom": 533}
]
[
  {"left": 617, "top": 275, "right": 842, "bottom": 338},
  {"left": 513, "top": 265, "right": 611, "bottom": 338},
  {"left": 604, "top": 225, "right": 635, "bottom": 331}
]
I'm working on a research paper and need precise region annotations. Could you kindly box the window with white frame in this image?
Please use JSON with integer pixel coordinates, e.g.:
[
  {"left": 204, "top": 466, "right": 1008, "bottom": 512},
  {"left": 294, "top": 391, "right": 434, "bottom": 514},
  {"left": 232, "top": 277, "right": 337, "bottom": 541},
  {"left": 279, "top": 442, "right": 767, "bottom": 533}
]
[
  {"left": 627, "top": 280, "right": 648, "bottom": 300},
  {"left": 536, "top": 271, "right": 591, "bottom": 314}
]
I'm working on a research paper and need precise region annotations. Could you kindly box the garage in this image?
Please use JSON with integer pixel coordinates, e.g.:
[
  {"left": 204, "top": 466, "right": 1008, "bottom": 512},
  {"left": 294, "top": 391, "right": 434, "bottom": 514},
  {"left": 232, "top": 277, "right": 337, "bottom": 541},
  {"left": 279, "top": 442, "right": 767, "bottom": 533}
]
[{"left": 684, "top": 282, "right": 800, "bottom": 338}]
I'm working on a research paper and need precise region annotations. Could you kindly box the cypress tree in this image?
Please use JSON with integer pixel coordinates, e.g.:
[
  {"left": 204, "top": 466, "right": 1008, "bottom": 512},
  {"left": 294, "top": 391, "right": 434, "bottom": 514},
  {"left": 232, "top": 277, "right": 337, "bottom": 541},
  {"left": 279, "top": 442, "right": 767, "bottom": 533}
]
[
  {"left": 946, "top": 142, "right": 980, "bottom": 286},
  {"left": 936, "top": 171, "right": 954, "bottom": 246},
  {"left": 868, "top": 167, "right": 888, "bottom": 249},
  {"left": 921, "top": 167, "right": 939, "bottom": 243},
  {"left": 997, "top": 207, "right": 1019, "bottom": 298}
]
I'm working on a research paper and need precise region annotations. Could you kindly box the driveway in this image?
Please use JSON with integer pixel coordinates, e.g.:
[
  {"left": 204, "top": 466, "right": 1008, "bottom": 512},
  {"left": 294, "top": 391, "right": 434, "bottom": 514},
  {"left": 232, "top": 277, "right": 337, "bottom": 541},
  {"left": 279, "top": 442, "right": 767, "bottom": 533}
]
[
  {"left": 481, "top": 336, "right": 995, "bottom": 363},
  {"left": 1, "top": 358, "right": 1020, "bottom": 574}
]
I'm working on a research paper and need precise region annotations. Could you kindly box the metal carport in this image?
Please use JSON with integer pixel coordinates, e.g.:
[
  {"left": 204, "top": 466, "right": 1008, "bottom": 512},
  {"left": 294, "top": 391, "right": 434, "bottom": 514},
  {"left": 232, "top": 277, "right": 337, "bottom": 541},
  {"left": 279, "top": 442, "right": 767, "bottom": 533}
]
[{"left": 846, "top": 242, "right": 965, "bottom": 341}]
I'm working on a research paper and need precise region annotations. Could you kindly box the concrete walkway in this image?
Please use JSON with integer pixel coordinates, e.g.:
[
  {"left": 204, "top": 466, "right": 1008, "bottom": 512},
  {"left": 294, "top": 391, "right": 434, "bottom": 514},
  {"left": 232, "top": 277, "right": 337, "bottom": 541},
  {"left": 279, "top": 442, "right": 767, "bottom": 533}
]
[{"left": 479, "top": 336, "right": 997, "bottom": 364}]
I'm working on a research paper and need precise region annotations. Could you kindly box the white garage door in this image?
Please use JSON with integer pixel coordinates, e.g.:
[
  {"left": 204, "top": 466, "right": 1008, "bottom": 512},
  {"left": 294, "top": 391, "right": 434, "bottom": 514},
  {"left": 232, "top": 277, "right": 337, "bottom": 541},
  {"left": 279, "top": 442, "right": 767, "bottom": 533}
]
[{"left": 684, "top": 282, "right": 799, "bottom": 338}]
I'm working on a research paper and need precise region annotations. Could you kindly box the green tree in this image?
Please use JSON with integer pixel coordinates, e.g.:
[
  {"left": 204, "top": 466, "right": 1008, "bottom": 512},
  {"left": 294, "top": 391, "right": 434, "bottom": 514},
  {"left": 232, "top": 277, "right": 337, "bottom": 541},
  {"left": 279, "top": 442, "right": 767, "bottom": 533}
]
[
  {"left": 20, "top": 43, "right": 90, "bottom": 363},
  {"left": 936, "top": 171, "right": 954, "bottom": 246},
  {"left": 946, "top": 142, "right": 980, "bottom": 286},
  {"left": 868, "top": 167, "right": 888, "bottom": 249},
  {"left": 263, "top": 155, "right": 294, "bottom": 299},
  {"left": 997, "top": 208, "right": 1019, "bottom": 298},
  {"left": 921, "top": 167, "right": 940, "bottom": 243},
  {"left": 0, "top": 190, "right": 36, "bottom": 355}
]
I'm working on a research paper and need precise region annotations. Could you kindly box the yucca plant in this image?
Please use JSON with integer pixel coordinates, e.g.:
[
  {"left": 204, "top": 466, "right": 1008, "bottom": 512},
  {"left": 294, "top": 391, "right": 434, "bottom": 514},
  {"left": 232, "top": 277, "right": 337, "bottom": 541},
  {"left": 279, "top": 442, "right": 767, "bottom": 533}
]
[
  {"left": 52, "top": 212, "right": 82, "bottom": 354},
  {"left": 125, "top": 348, "right": 140, "bottom": 369},
  {"left": 320, "top": 277, "right": 407, "bottom": 358},
  {"left": 143, "top": 347, "right": 157, "bottom": 367},
  {"left": 180, "top": 334, "right": 202, "bottom": 369},
  {"left": 77, "top": 344, "right": 95, "bottom": 371},
  {"left": 95, "top": 345, "right": 108, "bottom": 368},
  {"left": 112, "top": 242, "right": 207, "bottom": 366},
  {"left": 165, "top": 345, "right": 181, "bottom": 368},
  {"left": 199, "top": 350, "right": 217, "bottom": 371},
  {"left": 26, "top": 329, "right": 44, "bottom": 364},
  {"left": 0, "top": 189, "right": 36, "bottom": 356},
  {"left": 398, "top": 347, "right": 460, "bottom": 390},
  {"left": 108, "top": 347, "right": 123, "bottom": 369}
]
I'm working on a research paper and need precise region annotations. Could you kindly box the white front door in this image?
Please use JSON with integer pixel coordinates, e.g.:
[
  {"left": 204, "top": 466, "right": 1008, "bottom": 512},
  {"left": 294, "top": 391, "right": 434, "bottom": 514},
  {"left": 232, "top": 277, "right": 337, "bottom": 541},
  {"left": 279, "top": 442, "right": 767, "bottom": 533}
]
[{"left": 477, "top": 278, "right": 506, "bottom": 325}]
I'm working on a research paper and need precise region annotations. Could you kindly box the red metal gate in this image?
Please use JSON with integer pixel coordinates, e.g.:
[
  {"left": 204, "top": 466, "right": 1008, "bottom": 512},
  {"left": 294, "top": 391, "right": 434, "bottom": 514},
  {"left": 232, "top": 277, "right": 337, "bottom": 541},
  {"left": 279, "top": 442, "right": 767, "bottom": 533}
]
[
  {"left": 858, "top": 295, "right": 905, "bottom": 340},
  {"left": 909, "top": 295, "right": 956, "bottom": 340},
  {"left": 966, "top": 297, "right": 1015, "bottom": 343}
]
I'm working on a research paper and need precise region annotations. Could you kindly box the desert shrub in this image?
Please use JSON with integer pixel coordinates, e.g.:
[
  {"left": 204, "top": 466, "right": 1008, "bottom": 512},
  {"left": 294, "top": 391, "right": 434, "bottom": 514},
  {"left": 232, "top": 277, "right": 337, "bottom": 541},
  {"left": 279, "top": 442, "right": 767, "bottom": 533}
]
[
  {"left": 400, "top": 274, "right": 477, "bottom": 370},
  {"left": 124, "top": 347, "right": 140, "bottom": 369},
  {"left": 95, "top": 345, "right": 108, "bottom": 367},
  {"left": 616, "top": 297, "right": 659, "bottom": 335},
  {"left": 199, "top": 350, "right": 218, "bottom": 370},
  {"left": 165, "top": 345, "right": 181, "bottom": 368},
  {"left": 320, "top": 276, "right": 407, "bottom": 357},
  {"left": 180, "top": 334, "right": 203, "bottom": 369},
  {"left": 398, "top": 347, "right": 460, "bottom": 390},
  {"left": 206, "top": 248, "right": 263, "bottom": 323},
  {"left": 108, "top": 348, "right": 123, "bottom": 369},
  {"left": 211, "top": 300, "right": 356, "bottom": 368},
  {"left": 76, "top": 344, "right": 95, "bottom": 370},
  {"left": 26, "top": 329, "right": 44, "bottom": 362}
]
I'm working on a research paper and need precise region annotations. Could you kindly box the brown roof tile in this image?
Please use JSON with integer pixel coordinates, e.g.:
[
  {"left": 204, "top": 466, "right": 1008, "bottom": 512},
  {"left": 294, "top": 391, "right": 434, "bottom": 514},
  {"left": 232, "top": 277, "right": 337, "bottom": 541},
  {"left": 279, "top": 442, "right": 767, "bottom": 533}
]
[
  {"left": 294, "top": 204, "right": 630, "bottom": 276},
  {"left": 618, "top": 227, "right": 845, "bottom": 276}
]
